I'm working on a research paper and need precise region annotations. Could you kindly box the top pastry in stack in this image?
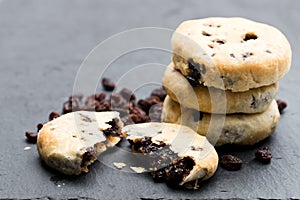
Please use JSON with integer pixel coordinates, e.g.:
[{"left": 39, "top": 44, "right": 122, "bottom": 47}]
[{"left": 162, "top": 17, "right": 291, "bottom": 146}]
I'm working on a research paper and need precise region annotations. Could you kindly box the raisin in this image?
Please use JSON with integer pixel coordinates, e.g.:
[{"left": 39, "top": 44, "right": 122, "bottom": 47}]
[
  {"left": 82, "top": 100, "right": 100, "bottom": 111},
  {"left": 84, "top": 93, "right": 106, "bottom": 106},
  {"left": 119, "top": 88, "right": 136, "bottom": 102},
  {"left": 25, "top": 123, "right": 43, "bottom": 143},
  {"left": 255, "top": 147, "right": 272, "bottom": 164},
  {"left": 129, "top": 106, "right": 149, "bottom": 123},
  {"left": 83, "top": 93, "right": 110, "bottom": 112},
  {"left": 62, "top": 97, "right": 80, "bottom": 114},
  {"left": 71, "top": 93, "right": 84, "bottom": 102},
  {"left": 101, "top": 77, "right": 115, "bottom": 91},
  {"left": 25, "top": 132, "right": 38, "bottom": 143},
  {"left": 150, "top": 88, "right": 166, "bottom": 101},
  {"left": 49, "top": 112, "right": 60, "bottom": 121},
  {"left": 220, "top": 155, "right": 242, "bottom": 171},
  {"left": 137, "top": 99, "right": 151, "bottom": 113},
  {"left": 144, "top": 95, "right": 161, "bottom": 105},
  {"left": 138, "top": 96, "right": 161, "bottom": 114},
  {"left": 94, "top": 93, "right": 106, "bottom": 102},
  {"left": 130, "top": 113, "right": 149, "bottom": 124},
  {"left": 37, "top": 123, "right": 43, "bottom": 132},
  {"left": 130, "top": 106, "right": 146, "bottom": 116},
  {"left": 96, "top": 100, "right": 111, "bottom": 112},
  {"left": 276, "top": 99, "right": 287, "bottom": 113},
  {"left": 110, "top": 93, "right": 127, "bottom": 109},
  {"left": 148, "top": 103, "right": 163, "bottom": 122}
]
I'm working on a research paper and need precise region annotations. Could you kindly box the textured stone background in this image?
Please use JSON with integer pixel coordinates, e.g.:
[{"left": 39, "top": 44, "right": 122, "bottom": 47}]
[{"left": 0, "top": 0, "right": 299, "bottom": 199}]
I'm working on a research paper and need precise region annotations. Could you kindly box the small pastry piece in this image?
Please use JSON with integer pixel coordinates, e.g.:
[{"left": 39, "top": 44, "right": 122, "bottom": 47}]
[
  {"left": 37, "top": 111, "right": 123, "bottom": 175},
  {"left": 163, "top": 63, "right": 278, "bottom": 114},
  {"left": 123, "top": 122, "right": 218, "bottom": 188},
  {"left": 162, "top": 96, "right": 280, "bottom": 146},
  {"left": 172, "top": 17, "right": 291, "bottom": 92}
]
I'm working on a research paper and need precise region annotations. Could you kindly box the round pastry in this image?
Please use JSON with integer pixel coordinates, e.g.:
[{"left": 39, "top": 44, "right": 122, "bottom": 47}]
[
  {"left": 162, "top": 96, "right": 280, "bottom": 146},
  {"left": 123, "top": 122, "right": 218, "bottom": 188},
  {"left": 172, "top": 17, "right": 291, "bottom": 92},
  {"left": 163, "top": 63, "right": 278, "bottom": 114},
  {"left": 37, "top": 111, "right": 123, "bottom": 175}
]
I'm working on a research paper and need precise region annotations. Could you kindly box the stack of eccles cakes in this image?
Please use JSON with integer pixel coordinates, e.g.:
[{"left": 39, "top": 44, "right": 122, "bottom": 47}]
[{"left": 162, "top": 17, "right": 291, "bottom": 146}]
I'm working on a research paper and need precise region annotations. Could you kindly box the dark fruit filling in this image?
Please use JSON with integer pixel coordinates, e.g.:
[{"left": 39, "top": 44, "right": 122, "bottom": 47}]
[
  {"left": 250, "top": 95, "right": 258, "bottom": 109},
  {"left": 162, "top": 157, "right": 195, "bottom": 187},
  {"left": 103, "top": 118, "right": 123, "bottom": 138},
  {"left": 187, "top": 59, "right": 201, "bottom": 87},
  {"left": 186, "top": 59, "right": 206, "bottom": 87},
  {"left": 129, "top": 136, "right": 195, "bottom": 187},
  {"left": 81, "top": 148, "right": 95, "bottom": 167}
]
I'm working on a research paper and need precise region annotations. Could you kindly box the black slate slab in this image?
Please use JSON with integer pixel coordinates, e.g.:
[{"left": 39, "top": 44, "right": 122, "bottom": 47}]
[{"left": 0, "top": 0, "right": 300, "bottom": 199}]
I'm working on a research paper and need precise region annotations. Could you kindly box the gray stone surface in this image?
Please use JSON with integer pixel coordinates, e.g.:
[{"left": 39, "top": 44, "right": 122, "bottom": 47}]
[{"left": 0, "top": 0, "right": 300, "bottom": 199}]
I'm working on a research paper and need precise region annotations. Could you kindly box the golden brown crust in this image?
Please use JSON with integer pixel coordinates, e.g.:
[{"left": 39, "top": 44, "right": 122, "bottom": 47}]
[
  {"left": 172, "top": 17, "right": 291, "bottom": 92},
  {"left": 162, "top": 96, "right": 280, "bottom": 146},
  {"left": 163, "top": 63, "right": 278, "bottom": 114},
  {"left": 37, "top": 111, "right": 123, "bottom": 175}
]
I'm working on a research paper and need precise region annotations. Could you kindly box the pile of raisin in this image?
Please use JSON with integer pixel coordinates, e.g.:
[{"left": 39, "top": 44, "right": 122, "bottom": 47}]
[{"left": 25, "top": 77, "right": 166, "bottom": 143}]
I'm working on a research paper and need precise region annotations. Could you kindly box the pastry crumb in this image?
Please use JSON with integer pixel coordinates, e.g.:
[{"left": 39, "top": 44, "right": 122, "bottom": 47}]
[
  {"left": 184, "top": 179, "right": 199, "bottom": 190},
  {"left": 113, "top": 162, "right": 126, "bottom": 169},
  {"left": 24, "top": 146, "right": 31, "bottom": 151},
  {"left": 130, "top": 166, "right": 146, "bottom": 173}
]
